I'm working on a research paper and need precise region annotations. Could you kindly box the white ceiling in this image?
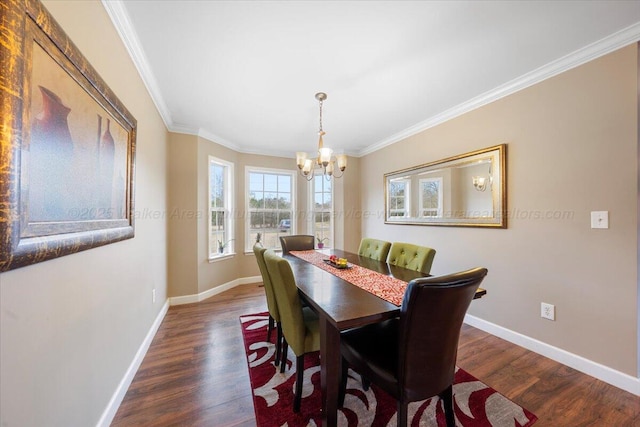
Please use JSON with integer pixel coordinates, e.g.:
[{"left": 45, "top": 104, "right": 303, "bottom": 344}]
[{"left": 104, "top": 1, "right": 640, "bottom": 158}]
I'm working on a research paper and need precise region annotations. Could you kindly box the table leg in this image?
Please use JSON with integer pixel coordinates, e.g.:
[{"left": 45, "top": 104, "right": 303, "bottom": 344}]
[{"left": 319, "top": 316, "right": 340, "bottom": 427}]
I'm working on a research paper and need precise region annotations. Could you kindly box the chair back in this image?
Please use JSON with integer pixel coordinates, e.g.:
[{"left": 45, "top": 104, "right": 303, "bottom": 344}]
[
  {"left": 253, "top": 244, "right": 279, "bottom": 322},
  {"left": 358, "top": 238, "right": 392, "bottom": 261},
  {"left": 397, "top": 267, "right": 487, "bottom": 402},
  {"left": 280, "top": 235, "right": 314, "bottom": 254},
  {"left": 264, "top": 250, "right": 306, "bottom": 355},
  {"left": 386, "top": 242, "right": 436, "bottom": 274}
]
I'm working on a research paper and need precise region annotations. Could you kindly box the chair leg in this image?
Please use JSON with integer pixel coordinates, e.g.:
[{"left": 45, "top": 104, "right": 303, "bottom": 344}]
[
  {"left": 274, "top": 323, "right": 283, "bottom": 367},
  {"left": 293, "top": 355, "right": 304, "bottom": 412},
  {"left": 361, "top": 374, "right": 370, "bottom": 391},
  {"left": 267, "top": 315, "right": 275, "bottom": 342},
  {"left": 280, "top": 339, "right": 289, "bottom": 373},
  {"left": 439, "top": 385, "right": 455, "bottom": 427},
  {"left": 397, "top": 400, "right": 408, "bottom": 427},
  {"left": 338, "top": 358, "right": 349, "bottom": 408}
]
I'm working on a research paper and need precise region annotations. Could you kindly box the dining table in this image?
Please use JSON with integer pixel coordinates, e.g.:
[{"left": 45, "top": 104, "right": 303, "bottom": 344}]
[{"left": 283, "top": 248, "right": 486, "bottom": 427}]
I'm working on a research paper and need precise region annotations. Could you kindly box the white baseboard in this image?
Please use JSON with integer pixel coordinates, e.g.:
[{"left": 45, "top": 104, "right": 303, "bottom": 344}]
[
  {"left": 97, "top": 276, "right": 261, "bottom": 426},
  {"left": 98, "top": 282, "right": 637, "bottom": 427},
  {"left": 96, "top": 275, "right": 261, "bottom": 426},
  {"left": 464, "top": 314, "right": 640, "bottom": 396},
  {"left": 168, "top": 275, "right": 262, "bottom": 306},
  {"left": 96, "top": 299, "right": 170, "bottom": 427}
]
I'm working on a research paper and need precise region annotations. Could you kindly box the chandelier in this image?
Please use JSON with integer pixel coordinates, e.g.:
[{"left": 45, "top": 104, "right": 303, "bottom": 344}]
[{"left": 296, "top": 92, "right": 347, "bottom": 181}]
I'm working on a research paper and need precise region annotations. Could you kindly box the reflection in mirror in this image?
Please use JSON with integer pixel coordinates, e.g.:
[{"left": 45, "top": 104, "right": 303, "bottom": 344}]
[{"left": 384, "top": 144, "right": 506, "bottom": 228}]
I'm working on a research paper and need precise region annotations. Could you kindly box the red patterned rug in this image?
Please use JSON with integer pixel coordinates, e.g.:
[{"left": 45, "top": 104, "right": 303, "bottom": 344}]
[{"left": 240, "top": 313, "right": 538, "bottom": 427}]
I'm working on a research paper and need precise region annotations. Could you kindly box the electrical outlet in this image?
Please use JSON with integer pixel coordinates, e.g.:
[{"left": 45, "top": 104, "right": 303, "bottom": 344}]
[
  {"left": 152, "top": 288, "right": 156, "bottom": 304},
  {"left": 541, "top": 302, "right": 555, "bottom": 321}
]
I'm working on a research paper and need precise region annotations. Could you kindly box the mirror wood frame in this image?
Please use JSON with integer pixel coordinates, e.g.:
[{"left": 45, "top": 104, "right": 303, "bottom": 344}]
[{"left": 384, "top": 144, "right": 507, "bottom": 228}]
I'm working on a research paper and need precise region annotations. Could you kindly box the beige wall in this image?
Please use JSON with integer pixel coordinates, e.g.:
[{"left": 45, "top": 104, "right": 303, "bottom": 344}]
[
  {"left": 167, "top": 134, "right": 298, "bottom": 294},
  {"left": 2, "top": 3, "right": 635, "bottom": 426},
  {"left": 0, "top": 1, "right": 169, "bottom": 426},
  {"left": 167, "top": 135, "right": 362, "bottom": 297},
  {"left": 334, "top": 156, "right": 362, "bottom": 252},
  {"left": 168, "top": 133, "right": 198, "bottom": 297},
  {"left": 361, "top": 45, "right": 638, "bottom": 376}
]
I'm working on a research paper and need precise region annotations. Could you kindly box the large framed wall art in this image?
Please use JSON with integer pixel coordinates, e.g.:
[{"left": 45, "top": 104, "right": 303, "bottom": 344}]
[{"left": 0, "top": 0, "right": 137, "bottom": 271}]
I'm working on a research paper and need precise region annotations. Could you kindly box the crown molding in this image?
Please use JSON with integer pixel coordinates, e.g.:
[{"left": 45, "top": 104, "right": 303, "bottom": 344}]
[
  {"left": 103, "top": 1, "right": 640, "bottom": 159},
  {"left": 167, "top": 123, "right": 198, "bottom": 137},
  {"left": 101, "top": 0, "right": 173, "bottom": 130},
  {"left": 358, "top": 21, "right": 640, "bottom": 157},
  {"left": 234, "top": 146, "right": 298, "bottom": 160},
  {"left": 166, "top": 127, "right": 291, "bottom": 159},
  {"left": 196, "top": 130, "right": 298, "bottom": 159},
  {"left": 197, "top": 129, "right": 243, "bottom": 152}
]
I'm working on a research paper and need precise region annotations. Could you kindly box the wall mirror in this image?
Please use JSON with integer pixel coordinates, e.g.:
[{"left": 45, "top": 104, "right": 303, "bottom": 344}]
[{"left": 384, "top": 144, "right": 507, "bottom": 228}]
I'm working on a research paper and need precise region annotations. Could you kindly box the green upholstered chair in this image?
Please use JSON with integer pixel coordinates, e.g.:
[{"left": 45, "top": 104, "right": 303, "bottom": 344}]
[
  {"left": 280, "top": 235, "right": 315, "bottom": 254},
  {"left": 386, "top": 242, "right": 436, "bottom": 274},
  {"left": 264, "top": 249, "right": 321, "bottom": 412},
  {"left": 358, "top": 238, "right": 392, "bottom": 261},
  {"left": 253, "top": 244, "right": 283, "bottom": 366}
]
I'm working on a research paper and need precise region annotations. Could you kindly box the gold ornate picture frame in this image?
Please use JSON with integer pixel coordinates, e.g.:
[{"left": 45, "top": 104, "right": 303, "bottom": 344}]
[{"left": 0, "top": 0, "right": 137, "bottom": 271}]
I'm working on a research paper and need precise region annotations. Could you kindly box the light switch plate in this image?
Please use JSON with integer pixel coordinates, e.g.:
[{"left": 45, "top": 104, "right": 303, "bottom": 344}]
[{"left": 591, "top": 211, "right": 609, "bottom": 229}]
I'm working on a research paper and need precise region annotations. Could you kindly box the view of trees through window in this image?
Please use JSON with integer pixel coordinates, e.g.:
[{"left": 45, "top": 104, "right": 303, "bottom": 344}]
[
  {"left": 419, "top": 178, "right": 442, "bottom": 217},
  {"left": 389, "top": 180, "right": 409, "bottom": 217},
  {"left": 247, "top": 169, "right": 294, "bottom": 250},
  {"left": 209, "top": 158, "right": 233, "bottom": 257},
  {"left": 311, "top": 175, "right": 332, "bottom": 247}
]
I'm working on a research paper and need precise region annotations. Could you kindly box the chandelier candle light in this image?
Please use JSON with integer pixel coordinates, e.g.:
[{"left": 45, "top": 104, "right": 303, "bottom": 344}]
[{"left": 296, "top": 92, "right": 347, "bottom": 181}]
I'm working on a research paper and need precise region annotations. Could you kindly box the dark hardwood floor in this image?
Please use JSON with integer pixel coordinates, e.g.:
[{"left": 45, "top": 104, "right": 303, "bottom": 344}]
[{"left": 111, "top": 284, "right": 639, "bottom": 427}]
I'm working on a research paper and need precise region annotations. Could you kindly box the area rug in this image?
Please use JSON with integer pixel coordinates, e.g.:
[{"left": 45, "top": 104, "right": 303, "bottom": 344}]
[{"left": 240, "top": 313, "right": 537, "bottom": 427}]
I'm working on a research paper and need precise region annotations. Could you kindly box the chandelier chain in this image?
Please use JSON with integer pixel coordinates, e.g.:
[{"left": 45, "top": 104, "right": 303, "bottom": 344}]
[{"left": 318, "top": 98, "right": 323, "bottom": 133}]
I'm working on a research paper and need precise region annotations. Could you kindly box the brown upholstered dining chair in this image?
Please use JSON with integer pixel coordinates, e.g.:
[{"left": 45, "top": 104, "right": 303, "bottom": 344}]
[
  {"left": 253, "top": 244, "right": 284, "bottom": 366},
  {"left": 264, "top": 249, "right": 320, "bottom": 412},
  {"left": 338, "top": 267, "right": 488, "bottom": 427},
  {"left": 280, "top": 235, "right": 314, "bottom": 254}
]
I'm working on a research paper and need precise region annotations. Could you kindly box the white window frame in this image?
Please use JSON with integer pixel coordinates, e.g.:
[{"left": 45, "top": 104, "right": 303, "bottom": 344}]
[
  {"left": 308, "top": 175, "right": 334, "bottom": 248},
  {"left": 209, "top": 156, "right": 234, "bottom": 260},
  {"left": 418, "top": 177, "right": 443, "bottom": 218},
  {"left": 245, "top": 166, "right": 296, "bottom": 252},
  {"left": 388, "top": 179, "right": 410, "bottom": 218}
]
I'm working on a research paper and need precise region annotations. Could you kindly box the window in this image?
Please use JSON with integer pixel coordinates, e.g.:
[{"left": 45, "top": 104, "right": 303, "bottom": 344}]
[
  {"left": 419, "top": 178, "right": 443, "bottom": 217},
  {"left": 388, "top": 179, "right": 410, "bottom": 217},
  {"left": 209, "top": 156, "right": 234, "bottom": 258},
  {"left": 246, "top": 167, "right": 295, "bottom": 251},
  {"left": 310, "top": 175, "right": 333, "bottom": 247}
]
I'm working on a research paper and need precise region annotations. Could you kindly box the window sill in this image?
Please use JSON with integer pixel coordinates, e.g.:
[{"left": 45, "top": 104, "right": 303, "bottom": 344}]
[
  {"left": 208, "top": 253, "right": 236, "bottom": 263},
  {"left": 244, "top": 249, "right": 283, "bottom": 256}
]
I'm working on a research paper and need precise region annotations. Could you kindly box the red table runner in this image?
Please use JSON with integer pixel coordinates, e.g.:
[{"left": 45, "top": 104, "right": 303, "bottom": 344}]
[{"left": 289, "top": 250, "right": 407, "bottom": 306}]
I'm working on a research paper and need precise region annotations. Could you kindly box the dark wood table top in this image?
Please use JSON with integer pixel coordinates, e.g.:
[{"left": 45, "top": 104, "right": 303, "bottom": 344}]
[
  {"left": 284, "top": 248, "right": 486, "bottom": 331},
  {"left": 283, "top": 248, "right": 486, "bottom": 426}
]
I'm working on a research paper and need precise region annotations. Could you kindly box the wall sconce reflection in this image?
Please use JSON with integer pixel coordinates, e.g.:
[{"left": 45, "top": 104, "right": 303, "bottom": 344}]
[
  {"left": 472, "top": 176, "right": 487, "bottom": 192},
  {"left": 473, "top": 161, "right": 494, "bottom": 192}
]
